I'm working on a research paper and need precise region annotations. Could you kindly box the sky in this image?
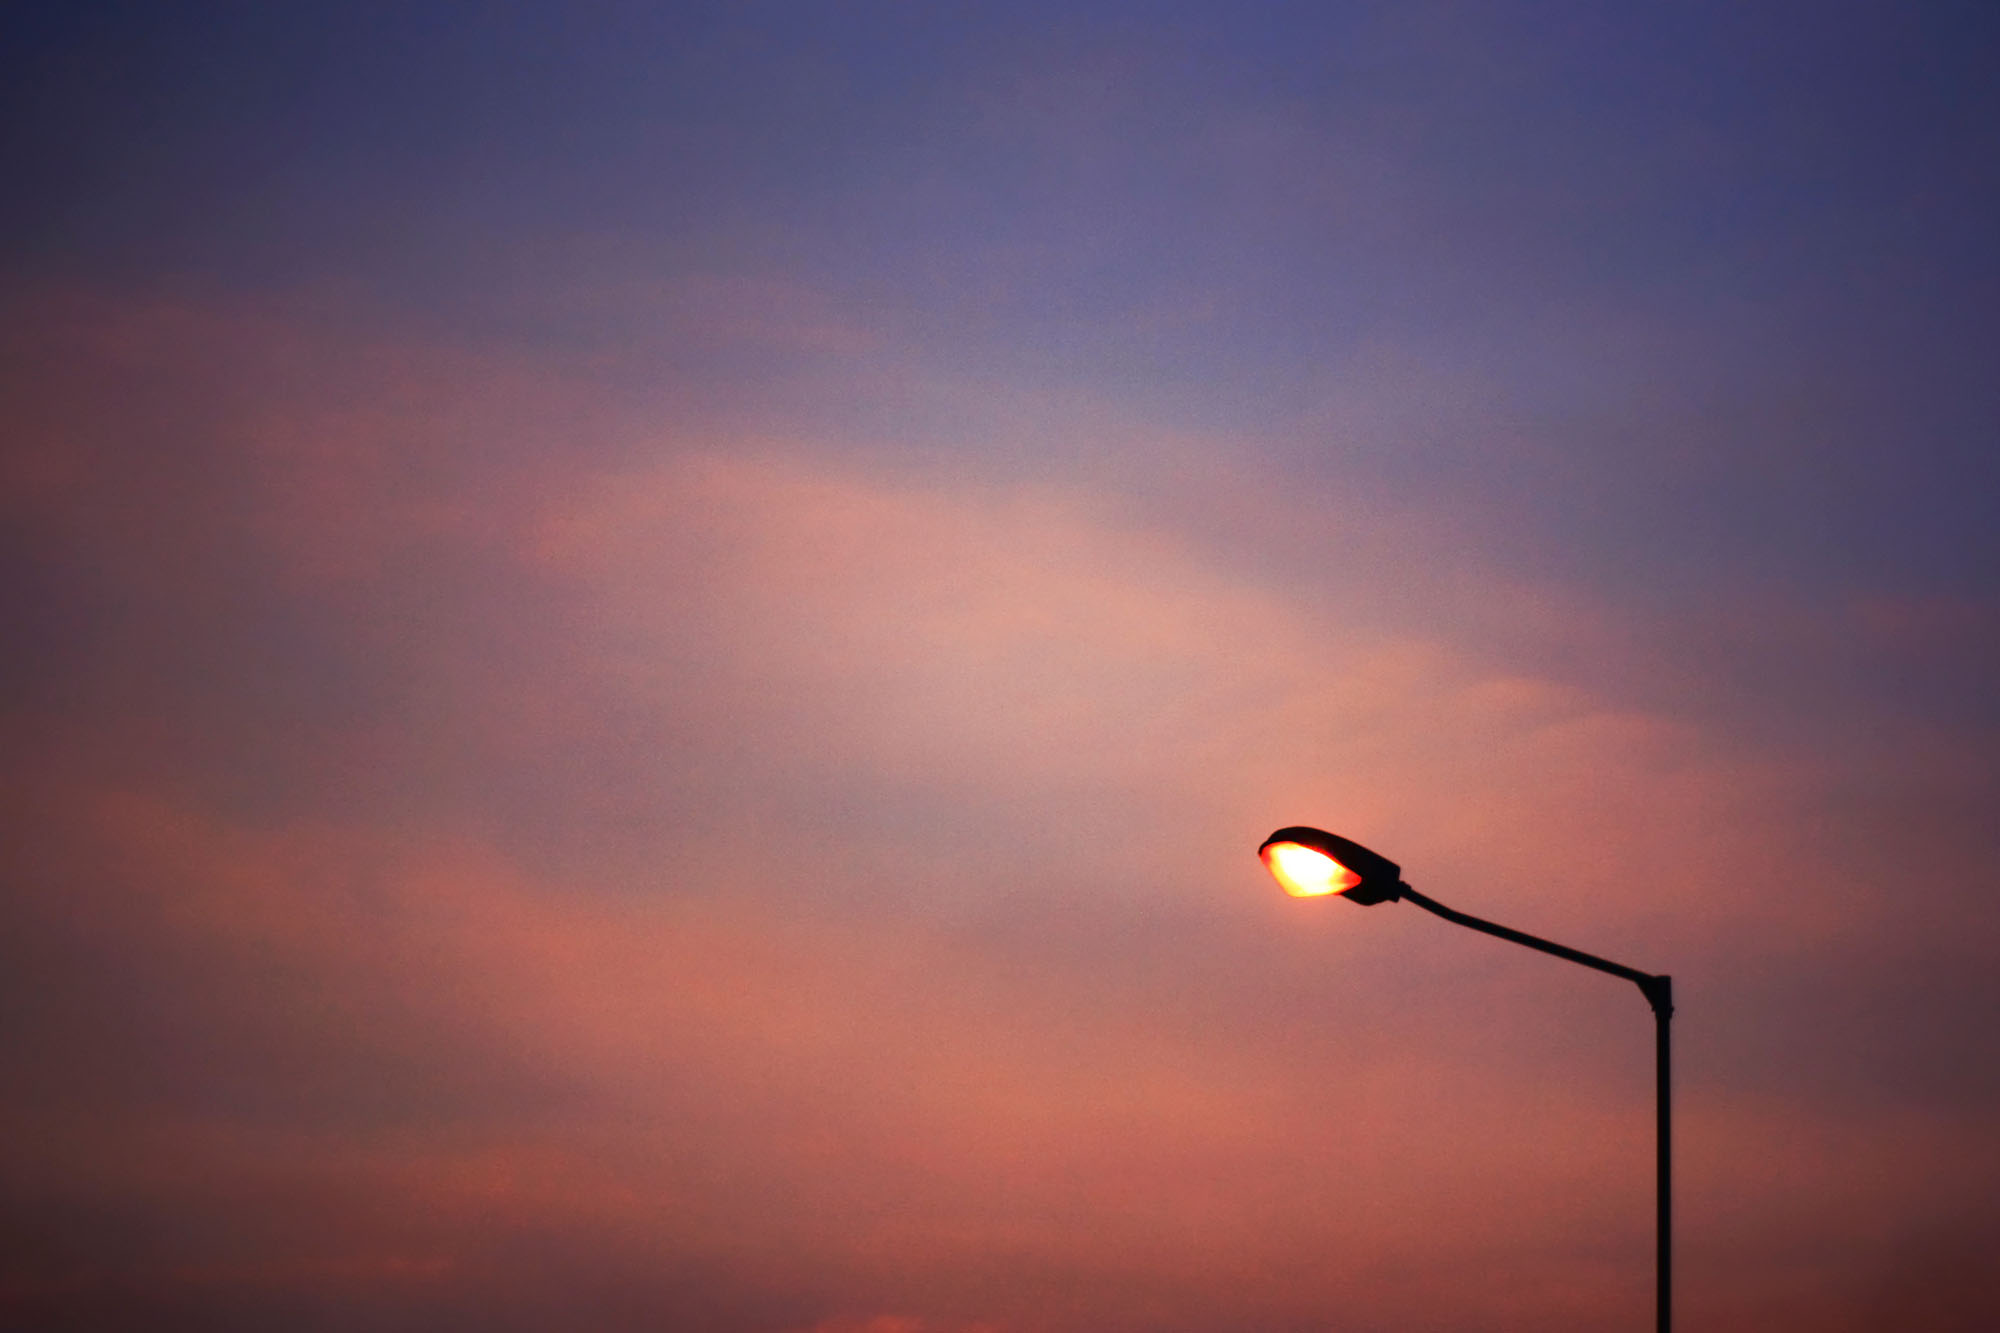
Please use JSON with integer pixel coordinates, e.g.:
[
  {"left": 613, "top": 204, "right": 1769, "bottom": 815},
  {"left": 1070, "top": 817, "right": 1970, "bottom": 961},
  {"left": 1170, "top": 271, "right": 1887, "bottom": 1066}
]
[{"left": 3, "top": 2, "right": 1998, "bottom": 1329}]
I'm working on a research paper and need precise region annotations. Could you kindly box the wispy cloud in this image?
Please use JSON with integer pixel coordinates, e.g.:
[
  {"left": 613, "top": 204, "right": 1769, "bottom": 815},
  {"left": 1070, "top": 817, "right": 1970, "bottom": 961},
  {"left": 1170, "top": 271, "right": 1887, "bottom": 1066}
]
[{"left": 5, "top": 275, "right": 1996, "bottom": 1329}]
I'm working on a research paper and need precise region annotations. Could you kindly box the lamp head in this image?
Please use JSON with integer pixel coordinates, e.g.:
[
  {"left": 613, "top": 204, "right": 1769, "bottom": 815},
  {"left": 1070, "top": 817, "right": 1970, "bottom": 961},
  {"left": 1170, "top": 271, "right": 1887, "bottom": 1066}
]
[{"left": 1258, "top": 827, "right": 1405, "bottom": 905}]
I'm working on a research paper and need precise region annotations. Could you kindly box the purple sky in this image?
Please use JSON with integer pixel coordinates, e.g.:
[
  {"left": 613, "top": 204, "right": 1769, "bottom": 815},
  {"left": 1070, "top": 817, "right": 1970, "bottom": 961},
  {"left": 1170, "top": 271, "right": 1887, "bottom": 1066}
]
[{"left": 4, "top": 4, "right": 1998, "bottom": 1330}]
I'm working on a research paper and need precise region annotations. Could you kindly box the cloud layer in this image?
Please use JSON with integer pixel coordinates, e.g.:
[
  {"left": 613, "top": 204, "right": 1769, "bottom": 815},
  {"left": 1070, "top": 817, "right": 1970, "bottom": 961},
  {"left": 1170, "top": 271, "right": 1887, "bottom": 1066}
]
[{"left": 3, "top": 277, "right": 1995, "bottom": 1331}]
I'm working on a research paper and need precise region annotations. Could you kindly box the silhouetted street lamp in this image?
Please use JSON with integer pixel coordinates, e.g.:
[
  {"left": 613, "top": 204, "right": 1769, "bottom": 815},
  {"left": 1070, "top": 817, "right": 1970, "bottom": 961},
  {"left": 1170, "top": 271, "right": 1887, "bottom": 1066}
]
[{"left": 1259, "top": 825, "right": 1674, "bottom": 1333}]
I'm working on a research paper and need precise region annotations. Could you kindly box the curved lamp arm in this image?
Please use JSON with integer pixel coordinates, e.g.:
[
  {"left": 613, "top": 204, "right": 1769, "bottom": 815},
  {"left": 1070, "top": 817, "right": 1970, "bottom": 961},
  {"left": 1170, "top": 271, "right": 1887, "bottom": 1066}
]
[{"left": 1394, "top": 883, "right": 1674, "bottom": 1017}]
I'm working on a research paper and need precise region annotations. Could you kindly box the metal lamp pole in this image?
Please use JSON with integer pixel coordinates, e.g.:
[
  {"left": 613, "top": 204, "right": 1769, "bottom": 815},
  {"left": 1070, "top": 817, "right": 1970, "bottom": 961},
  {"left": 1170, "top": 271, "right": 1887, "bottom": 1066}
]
[
  {"left": 1397, "top": 884, "right": 1672, "bottom": 1333},
  {"left": 1259, "top": 827, "right": 1673, "bottom": 1333}
]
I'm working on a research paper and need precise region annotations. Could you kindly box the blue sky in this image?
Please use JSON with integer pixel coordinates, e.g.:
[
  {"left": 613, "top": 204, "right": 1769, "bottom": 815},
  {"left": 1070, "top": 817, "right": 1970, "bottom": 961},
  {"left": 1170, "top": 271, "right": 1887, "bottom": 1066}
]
[{"left": 4, "top": 4, "right": 1998, "bottom": 1330}]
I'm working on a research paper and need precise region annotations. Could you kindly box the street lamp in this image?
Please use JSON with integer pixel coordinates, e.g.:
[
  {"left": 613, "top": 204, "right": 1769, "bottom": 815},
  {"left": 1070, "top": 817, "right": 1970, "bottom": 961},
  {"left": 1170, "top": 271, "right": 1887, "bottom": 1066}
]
[{"left": 1258, "top": 826, "right": 1674, "bottom": 1333}]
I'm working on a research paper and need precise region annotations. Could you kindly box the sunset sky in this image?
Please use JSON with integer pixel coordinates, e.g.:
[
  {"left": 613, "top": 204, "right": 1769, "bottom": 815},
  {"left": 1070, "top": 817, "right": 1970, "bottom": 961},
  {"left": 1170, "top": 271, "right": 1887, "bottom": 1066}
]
[{"left": 4, "top": 3, "right": 1998, "bottom": 1330}]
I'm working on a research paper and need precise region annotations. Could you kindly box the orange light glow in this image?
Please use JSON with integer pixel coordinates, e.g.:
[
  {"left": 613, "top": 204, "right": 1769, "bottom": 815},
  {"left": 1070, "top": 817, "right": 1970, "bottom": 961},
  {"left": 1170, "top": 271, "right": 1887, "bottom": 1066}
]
[{"left": 1262, "top": 841, "right": 1363, "bottom": 898}]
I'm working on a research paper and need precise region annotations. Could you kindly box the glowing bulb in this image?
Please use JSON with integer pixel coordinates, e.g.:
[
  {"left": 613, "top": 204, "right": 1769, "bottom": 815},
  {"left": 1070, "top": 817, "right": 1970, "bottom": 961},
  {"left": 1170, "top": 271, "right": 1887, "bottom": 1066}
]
[{"left": 1262, "top": 841, "right": 1363, "bottom": 898}]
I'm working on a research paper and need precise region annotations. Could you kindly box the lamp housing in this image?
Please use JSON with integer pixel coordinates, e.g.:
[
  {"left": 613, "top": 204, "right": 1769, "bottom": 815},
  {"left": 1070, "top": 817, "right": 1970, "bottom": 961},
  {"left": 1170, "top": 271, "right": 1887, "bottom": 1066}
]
[{"left": 1258, "top": 826, "right": 1405, "bottom": 905}]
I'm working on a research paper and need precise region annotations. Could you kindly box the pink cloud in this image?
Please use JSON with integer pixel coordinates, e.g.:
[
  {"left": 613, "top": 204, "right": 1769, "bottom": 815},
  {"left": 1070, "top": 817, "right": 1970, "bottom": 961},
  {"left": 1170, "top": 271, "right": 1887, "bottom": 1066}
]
[{"left": 4, "top": 285, "right": 1995, "bottom": 1330}]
